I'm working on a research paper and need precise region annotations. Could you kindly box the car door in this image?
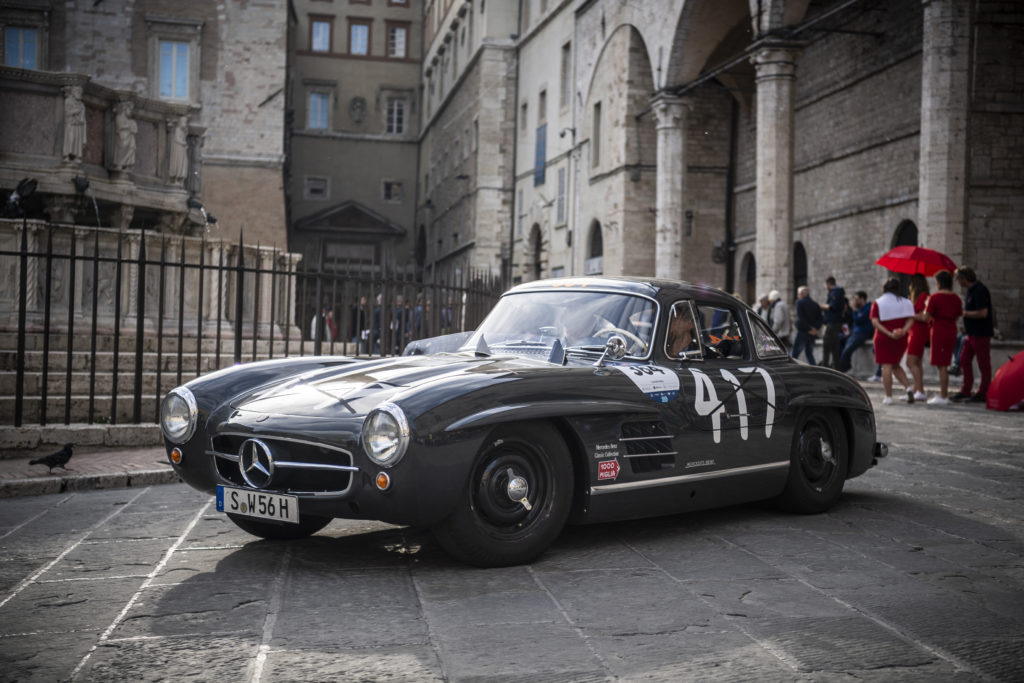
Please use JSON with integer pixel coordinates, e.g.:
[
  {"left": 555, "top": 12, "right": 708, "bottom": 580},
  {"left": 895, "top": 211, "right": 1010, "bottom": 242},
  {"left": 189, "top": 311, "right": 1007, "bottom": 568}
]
[{"left": 665, "top": 299, "right": 788, "bottom": 468}]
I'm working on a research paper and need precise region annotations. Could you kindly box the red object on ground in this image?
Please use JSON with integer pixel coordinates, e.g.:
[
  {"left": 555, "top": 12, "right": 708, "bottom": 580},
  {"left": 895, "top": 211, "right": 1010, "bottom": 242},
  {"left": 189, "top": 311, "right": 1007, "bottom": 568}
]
[
  {"left": 875, "top": 246, "right": 957, "bottom": 276},
  {"left": 987, "top": 351, "right": 1024, "bottom": 411}
]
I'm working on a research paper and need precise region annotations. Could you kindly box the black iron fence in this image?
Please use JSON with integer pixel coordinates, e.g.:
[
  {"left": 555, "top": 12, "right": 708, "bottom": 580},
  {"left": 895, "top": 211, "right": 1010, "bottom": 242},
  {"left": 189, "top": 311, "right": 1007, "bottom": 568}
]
[{"left": 1, "top": 219, "right": 505, "bottom": 426}]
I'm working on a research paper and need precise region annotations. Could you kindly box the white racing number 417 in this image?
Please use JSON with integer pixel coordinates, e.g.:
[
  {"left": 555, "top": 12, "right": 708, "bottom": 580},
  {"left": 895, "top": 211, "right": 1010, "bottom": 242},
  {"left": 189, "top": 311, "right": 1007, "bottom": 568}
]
[{"left": 689, "top": 367, "right": 775, "bottom": 444}]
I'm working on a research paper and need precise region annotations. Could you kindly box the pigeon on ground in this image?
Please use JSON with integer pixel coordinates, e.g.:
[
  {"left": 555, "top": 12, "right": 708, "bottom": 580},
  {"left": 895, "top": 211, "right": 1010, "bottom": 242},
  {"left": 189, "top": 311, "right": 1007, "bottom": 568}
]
[{"left": 29, "top": 443, "right": 74, "bottom": 474}]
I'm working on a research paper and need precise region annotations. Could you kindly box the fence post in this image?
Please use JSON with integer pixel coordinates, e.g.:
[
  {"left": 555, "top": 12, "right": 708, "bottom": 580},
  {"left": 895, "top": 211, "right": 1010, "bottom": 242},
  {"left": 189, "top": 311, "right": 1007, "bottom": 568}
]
[
  {"left": 132, "top": 229, "right": 146, "bottom": 423},
  {"left": 14, "top": 218, "right": 28, "bottom": 427},
  {"left": 234, "top": 231, "right": 245, "bottom": 364}
]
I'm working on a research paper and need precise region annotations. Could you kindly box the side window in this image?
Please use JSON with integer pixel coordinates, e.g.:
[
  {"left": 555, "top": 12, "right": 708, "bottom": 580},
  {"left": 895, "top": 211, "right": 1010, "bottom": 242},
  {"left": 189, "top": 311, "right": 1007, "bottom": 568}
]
[
  {"left": 666, "top": 301, "right": 702, "bottom": 359},
  {"left": 747, "top": 312, "right": 787, "bottom": 359},
  {"left": 694, "top": 304, "right": 747, "bottom": 359}
]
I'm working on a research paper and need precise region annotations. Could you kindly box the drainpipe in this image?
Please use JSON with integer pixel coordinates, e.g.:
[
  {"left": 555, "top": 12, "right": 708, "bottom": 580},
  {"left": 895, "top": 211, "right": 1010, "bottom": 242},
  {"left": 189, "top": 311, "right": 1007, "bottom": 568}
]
[
  {"left": 724, "top": 93, "right": 738, "bottom": 293},
  {"left": 506, "top": 0, "right": 522, "bottom": 285}
]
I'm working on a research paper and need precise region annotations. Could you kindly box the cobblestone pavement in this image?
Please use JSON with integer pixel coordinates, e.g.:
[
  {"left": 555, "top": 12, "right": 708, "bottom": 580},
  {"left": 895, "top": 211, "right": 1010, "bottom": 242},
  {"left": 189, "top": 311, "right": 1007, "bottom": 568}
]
[{"left": 0, "top": 386, "right": 1022, "bottom": 681}]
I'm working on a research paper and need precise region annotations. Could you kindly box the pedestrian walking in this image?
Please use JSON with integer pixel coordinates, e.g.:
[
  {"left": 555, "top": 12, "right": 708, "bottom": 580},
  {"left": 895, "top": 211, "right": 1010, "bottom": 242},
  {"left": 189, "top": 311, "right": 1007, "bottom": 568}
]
[
  {"left": 839, "top": 290, "right": 872, "bottom": 373},
  {"left": 949, "top": 266, "right": 994, "bottom": 403},
  {"left": 905, "top": 273, "right": 930, "bottom": 401},
  {"left": 755, "top": 293, "right": 773, "bottom": 324},
  {"left": 871, "top": 277, "right": 915, "bottom": 405},
  {"left": 923, "top": 270, "right": 963, "bottom": 405},
  {"left": 791, "top": 286, "right": 823, "bottom": 365},
  {"left": 820, "top": 276, "right": 846, "bottom": 369},
  {"left": 769, "top": 290, "right": 791, "bottom": 346}
]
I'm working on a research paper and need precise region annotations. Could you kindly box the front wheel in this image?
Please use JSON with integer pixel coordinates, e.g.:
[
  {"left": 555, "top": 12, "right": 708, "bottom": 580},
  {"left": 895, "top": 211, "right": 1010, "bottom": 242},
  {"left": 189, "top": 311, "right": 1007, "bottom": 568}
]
[
  {"left": 432, "top": 421, "right": 572, "bottom": 567},
  {"left": 227, "top": 512, "right": 332, "bottom": 540},
  {"left": 777, "top": 409, "right": 848, "bottom": 514}
]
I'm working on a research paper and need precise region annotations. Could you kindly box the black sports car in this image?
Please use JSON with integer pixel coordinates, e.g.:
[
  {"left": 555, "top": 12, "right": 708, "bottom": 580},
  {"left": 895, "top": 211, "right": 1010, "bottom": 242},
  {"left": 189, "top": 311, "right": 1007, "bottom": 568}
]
[{"left": 161, "top": 277, "right": 886, "bottom": 567}]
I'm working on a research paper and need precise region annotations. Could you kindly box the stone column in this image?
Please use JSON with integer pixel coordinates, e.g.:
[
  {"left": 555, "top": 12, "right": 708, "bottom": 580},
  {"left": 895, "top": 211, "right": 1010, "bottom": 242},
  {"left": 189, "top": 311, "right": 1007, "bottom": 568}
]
[
  {"left": 750, "top": 41, "right": 803, "bottom": 303},
  {"left": 652, "top": 94, "right": 690, "bottom": 280},
  {"left": 918, "top": 0, "right": 970, "bottom": 264}
]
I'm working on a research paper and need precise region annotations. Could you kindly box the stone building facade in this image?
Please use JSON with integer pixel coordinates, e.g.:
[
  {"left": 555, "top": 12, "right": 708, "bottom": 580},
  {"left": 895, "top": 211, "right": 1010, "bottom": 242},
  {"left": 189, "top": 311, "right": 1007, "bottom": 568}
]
[
  {"left": 286, "top": 0, "right": 422, "bottom": 272},
  {"left": 499, "top": 0, "right": 1022, "bottom": 337},
  {"left": 0, "top": 0, "right": 288, "bottom": 247}
]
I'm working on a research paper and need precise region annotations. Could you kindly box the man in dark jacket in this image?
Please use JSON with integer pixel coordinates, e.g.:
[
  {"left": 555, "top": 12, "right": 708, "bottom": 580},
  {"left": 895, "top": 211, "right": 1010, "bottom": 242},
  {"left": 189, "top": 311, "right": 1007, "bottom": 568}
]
[
  {"left": 839, "top": 290, "right": 872, "bottom": 373},
  {"left": 791, "top": 285, "right": 824, "bottom": 365},
  {"left": 950, "top": 266, "right": 994, "bottom": 403},
  {"left": 820, "top": 276, "right": 846, "bottom": 369}
]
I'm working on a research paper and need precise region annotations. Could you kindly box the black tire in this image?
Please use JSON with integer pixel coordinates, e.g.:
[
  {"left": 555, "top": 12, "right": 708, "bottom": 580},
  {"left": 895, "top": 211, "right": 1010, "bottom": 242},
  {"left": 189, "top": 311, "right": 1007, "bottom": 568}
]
[
  {"left": 227, "top": 512, "right": 331, "bottom": 540},
  {"left": 432, "top": 421, "right": 572, "bottom": 567},
  {"left": 777, "top": 409, "right": 848, "bottom": 514}
]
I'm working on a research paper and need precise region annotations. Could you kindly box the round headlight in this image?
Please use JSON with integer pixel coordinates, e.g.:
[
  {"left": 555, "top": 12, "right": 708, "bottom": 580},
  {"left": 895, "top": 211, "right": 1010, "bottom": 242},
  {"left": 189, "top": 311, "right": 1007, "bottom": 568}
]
[
  {"left": 161, "top": 387, "right": 198, "bottom": 444},
  {"left": 361, "top": 403, "right": 410, "bottom": 467}
]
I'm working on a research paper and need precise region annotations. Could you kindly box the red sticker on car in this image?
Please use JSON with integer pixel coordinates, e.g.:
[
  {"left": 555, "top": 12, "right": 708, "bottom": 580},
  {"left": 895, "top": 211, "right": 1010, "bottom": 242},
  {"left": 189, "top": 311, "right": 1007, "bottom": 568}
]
[{"left": 597, "top": 459, "right": 620, "bottom": 481}]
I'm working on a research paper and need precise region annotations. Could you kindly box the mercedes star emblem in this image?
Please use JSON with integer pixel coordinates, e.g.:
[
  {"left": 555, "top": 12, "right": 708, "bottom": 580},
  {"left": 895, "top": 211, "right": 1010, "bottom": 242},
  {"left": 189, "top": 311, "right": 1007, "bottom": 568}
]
[{"left": 238, "top": 438, "right": 275, "bottom": 488}]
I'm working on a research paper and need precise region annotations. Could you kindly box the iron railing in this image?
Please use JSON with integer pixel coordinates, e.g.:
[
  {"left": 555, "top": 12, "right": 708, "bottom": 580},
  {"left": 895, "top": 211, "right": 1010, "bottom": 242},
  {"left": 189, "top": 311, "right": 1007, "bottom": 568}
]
[{"left": 1, "top": 219, "right": 505, "bottom": 426}]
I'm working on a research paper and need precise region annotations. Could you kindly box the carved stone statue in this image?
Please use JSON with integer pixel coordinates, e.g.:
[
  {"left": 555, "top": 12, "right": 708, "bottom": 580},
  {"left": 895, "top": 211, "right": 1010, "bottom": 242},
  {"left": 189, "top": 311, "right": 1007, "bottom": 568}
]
[
  {"left": 62, "top": 85, "right": 86, "bottom": 163},
  {"left": 112, "top": 101, "right": 137, "bottom": 171},
  {"left": 168, "top": 115, "right": 189, "bottom": 185}
]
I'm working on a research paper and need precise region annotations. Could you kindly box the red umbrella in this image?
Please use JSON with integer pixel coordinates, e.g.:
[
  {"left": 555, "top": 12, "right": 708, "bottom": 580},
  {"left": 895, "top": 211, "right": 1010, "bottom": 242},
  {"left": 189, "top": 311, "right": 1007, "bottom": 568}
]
[
  {"left": 875, "top": 246, "right": 957, "bottom": 276},
  {"left": 987, "top": 351, "right": 1024, "bottom": 411}
]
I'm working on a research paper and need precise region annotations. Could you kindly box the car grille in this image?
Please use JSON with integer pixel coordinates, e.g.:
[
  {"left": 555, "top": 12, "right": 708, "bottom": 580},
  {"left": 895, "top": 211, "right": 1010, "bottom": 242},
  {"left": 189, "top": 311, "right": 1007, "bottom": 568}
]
[
  {"left": 209, "top": 433, "right": 358, "bottom": 497},
  {"left": 619, "top": 421, "right": 676, "bottom": 473}
]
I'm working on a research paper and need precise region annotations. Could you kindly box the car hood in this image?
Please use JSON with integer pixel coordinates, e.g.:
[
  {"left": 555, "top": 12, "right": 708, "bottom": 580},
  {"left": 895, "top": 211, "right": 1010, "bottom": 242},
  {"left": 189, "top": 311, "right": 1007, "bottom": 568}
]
[{"left": 229, "top": 352, "right": 556, "bottom": 419}]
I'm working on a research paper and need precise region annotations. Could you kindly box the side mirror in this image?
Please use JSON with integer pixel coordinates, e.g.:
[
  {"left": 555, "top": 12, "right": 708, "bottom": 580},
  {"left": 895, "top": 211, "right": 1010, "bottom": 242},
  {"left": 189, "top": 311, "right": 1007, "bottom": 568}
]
[{"left": 594, "top": 335, "right": 627, "bottom": 367}]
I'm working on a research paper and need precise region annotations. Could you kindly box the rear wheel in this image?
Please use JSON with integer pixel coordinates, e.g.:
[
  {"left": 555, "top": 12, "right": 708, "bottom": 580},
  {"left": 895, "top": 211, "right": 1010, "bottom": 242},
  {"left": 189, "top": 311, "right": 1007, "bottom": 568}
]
[
  {"left": 777, "top": 409, "right": 848, "bottom": 513},
  {"left": 433, "top": 421, "right": 572, "bottom": 567},
  {"left": 226, "top": 512, "right": 331, "bottom": 540}
]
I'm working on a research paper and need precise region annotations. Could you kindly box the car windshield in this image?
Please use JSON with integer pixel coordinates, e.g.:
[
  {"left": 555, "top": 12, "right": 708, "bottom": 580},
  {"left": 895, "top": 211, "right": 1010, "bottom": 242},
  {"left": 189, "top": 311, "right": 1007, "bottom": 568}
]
[{"left": 462, "top": 290, "right": 656, "bottom": 359}]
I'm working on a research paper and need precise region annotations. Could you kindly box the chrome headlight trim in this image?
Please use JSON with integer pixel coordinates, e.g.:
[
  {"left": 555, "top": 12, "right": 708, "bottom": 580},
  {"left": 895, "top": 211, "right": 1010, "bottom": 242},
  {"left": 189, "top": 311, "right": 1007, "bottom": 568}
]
[
  {"left": 161, "top": 387, "right": 198, "bottom": 444},
  {"left": 361, "top": 402, "right": 410, "bottom": 468}
]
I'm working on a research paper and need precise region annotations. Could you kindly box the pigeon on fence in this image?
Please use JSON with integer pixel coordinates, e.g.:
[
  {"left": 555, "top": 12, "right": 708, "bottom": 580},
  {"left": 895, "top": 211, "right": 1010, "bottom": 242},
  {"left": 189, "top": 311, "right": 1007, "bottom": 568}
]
[{"left": 29, "top": 443, "right": 74, "bottom": 474}]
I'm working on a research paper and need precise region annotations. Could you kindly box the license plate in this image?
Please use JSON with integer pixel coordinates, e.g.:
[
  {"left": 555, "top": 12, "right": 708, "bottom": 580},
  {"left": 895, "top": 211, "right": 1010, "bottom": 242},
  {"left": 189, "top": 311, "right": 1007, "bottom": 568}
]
[{"left": 217, "top": 486, "right": 299, "bottom": 524}]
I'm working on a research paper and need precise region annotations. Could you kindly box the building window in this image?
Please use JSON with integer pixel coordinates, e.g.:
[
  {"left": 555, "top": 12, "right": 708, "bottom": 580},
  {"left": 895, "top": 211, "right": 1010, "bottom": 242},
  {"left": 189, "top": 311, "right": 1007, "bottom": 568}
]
[
  {"left": 591, "top": 102, "right": 601, "bottom": 168},
  {"left": 388, "top": 0, "right": 409, "bottom": 6},
  {"left": 520, "top": 102, "right": 528, "bottom": 132},
  {"left": 386, "top": 97, "right": 406, "bottom": 134},
  {"left": 534, "top": 124, "right": 546, "bottom": 186},
  {"left": 387, "top": 23, "right": 408, "bottom": 58},
  {"left": 556, "top": 167, "right": 566, "bottom": 224},
  {"left": 311, "top": 17, "right": 332, "bottom": 52},
  {"left": 538, "top": 89, "right": 546, "bottom": 124},
  {"left": 516, "top": 189, "right": 523, "bottom": 238},
  {"left": 308, "top": 92, "right": 330, "bottom": 129},
  {"left": 383, "top": 180, "right": 403, "bottom": 202},
  {"left": 304, "top": 176, "right": 330, "bottom": 200},
  {"left": 148, "top": 19, "right": 201, "bottom": 102},
  {"left": 4, "top": 27, "right": 37, "bottom": 69},
  {"left": 560, "top": 42, "right": 571, "bottom": 109},
  {"left": 551, "top": 266, "right": 564, "bottom": 278},
  {"left": 159, "top": 40, "right": 190, "bottom": 99},
  {"left": 349, "top": 20, "right": 370, "bottom": 55}
]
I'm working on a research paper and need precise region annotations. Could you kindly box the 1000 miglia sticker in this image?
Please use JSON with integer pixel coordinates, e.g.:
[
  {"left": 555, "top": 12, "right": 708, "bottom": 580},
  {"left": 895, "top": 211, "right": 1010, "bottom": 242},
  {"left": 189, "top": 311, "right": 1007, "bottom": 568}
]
[{"left": 614, "top": 365, "right": 679, "bottom": 402}]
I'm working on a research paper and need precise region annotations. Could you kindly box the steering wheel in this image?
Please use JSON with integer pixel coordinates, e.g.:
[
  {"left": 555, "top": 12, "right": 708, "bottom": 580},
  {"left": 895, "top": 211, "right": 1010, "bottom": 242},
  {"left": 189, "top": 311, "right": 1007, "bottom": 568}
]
[{"left": 593, "top": 326, "right": 646, "bottom": 353}]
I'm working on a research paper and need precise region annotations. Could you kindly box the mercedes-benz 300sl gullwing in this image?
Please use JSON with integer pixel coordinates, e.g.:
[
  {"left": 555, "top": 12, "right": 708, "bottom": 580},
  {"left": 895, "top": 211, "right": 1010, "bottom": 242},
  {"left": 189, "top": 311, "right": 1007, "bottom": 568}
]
[{"left": 161, "top": 277, "right": 886, "bottom": 567}]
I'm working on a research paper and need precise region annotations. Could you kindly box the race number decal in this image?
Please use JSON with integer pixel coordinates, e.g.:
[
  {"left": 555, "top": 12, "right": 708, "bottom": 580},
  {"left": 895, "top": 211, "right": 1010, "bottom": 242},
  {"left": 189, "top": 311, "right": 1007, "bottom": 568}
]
[
  {"left": 689, "top": 367, "right": 777, "bottom": 443},
  {"left": 614, "top": 365, "right": 679, "bottom": 402}
]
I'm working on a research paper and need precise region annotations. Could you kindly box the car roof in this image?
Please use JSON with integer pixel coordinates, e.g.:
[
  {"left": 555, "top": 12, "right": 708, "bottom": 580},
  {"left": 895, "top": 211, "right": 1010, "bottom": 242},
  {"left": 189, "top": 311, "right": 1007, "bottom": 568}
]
[{"left": 506, "top": 276, "right": 748, "bottom": 309}]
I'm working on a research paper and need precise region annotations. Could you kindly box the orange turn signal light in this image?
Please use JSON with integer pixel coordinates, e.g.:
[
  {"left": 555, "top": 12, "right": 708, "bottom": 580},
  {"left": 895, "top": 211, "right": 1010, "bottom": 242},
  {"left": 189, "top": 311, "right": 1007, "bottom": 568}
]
[
  {"left": 170, "top": 448, "right": 183, "bottom": 464},
  {"left": 375, "top": 472, "right": 391, "bottom": 491}
]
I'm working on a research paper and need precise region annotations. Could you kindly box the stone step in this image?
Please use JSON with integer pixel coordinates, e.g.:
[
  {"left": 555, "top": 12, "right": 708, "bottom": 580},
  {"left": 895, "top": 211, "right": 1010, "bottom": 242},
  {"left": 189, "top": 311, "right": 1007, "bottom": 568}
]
[
  {"left": 0, "top": 369, "right": 218, "bottom": 397},
  {"left": 0, "top": 331, "right": 320, "bottom": 355},
  {"left": 1, "top": 395, "right": 162, "bottom": 425}
]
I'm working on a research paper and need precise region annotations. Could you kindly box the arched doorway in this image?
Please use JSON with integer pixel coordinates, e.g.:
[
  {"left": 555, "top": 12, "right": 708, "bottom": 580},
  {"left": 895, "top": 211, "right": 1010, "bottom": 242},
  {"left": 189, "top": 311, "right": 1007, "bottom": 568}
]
[
  {"left": 530, "top": 224, "right": 544, "bottom": 281},
  {"left": 889, "top": 220, "right": 919, "bottom": 293},
  {"left": 585, "top": 220, "right": 603, "bottom": 275},
  {"left": 740, "top": 251, "right": 756, "bottom": 305},
  {"left": 793, "top": 242, "right": 808, "bottom": 295}
]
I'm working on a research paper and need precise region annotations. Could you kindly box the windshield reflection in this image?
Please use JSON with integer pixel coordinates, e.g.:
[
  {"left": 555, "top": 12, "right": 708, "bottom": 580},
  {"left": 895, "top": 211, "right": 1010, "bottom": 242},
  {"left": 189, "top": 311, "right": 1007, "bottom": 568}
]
[{"left": 463, "top": 290, "right": 656, "bottom": 359}]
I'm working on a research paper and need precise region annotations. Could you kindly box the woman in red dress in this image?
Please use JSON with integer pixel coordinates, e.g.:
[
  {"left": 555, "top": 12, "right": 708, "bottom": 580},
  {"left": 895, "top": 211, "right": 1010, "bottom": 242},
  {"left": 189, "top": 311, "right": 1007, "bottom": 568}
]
[
  {"left": 905, "top": 273, "right": 930, "bottom": 401},
  {"left": 871, "top": 277, "right": 915, "bottom": 405},
  {"left": 923, "top": 270, "right": 963, "bottom": 405}
]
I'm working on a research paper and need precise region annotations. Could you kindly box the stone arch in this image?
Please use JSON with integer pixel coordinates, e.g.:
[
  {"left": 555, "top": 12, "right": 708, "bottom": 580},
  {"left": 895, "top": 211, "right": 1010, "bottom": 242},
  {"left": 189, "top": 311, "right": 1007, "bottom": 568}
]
[
  {"left": 665, "top": 0, "right": 751, "bottom": 86},
  {"left": 793, "top": 241, "right": 808, "bottom": 293},
  {"left": 892, "top": 219, "right": 918, "bottom": 248}
]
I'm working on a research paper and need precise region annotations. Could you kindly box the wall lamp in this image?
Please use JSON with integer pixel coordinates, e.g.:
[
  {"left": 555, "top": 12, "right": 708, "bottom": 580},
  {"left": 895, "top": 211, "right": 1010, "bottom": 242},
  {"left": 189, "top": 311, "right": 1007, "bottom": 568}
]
[{"left": 558, "top": 127, "right": 576, "bottom": 139}]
